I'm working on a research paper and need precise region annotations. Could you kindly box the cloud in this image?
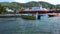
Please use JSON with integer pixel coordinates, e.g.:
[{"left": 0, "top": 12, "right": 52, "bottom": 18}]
[
  {"left": 40, "top": 0, "right": 60, "bottom": 5},
  {"left": 14, "top": 0, "right": 26, "bottom": 3},
  {"left": 14, "top": 0, "right": 60, "bottom": 4}
]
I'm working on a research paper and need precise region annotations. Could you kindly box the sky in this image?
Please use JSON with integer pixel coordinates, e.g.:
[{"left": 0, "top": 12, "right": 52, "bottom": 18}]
[
  {"left": 0, "top": 0, "right": 14, "bottom": 2},
  {"left": 0, "top": 0, "right": 60, "bottom": 5}
]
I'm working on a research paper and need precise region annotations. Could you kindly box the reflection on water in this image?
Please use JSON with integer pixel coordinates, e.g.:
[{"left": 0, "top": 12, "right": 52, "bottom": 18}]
[{"left": 0, "top": 14, "right": 60, "bottom": 34}]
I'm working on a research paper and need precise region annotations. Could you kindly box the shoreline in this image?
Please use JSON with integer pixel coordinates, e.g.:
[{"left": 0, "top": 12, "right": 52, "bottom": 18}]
[{"left": 0, "top": 14, "right": 21, "bottom": 18}]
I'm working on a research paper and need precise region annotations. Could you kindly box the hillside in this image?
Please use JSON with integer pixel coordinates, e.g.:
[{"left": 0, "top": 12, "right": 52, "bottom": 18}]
[{"left": 0, "top": 1, "right": 60, "bottom": 9}]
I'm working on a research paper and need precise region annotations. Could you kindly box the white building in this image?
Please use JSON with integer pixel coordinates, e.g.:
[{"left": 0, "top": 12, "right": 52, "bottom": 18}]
[{"left": 5, "top": 8, "right": 14, "bottom": 12}]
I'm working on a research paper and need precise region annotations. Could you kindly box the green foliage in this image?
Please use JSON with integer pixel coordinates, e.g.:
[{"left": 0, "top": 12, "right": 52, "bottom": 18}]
[
  {"left": 0, "top": 4, "right": 7, "bottom": 14},
  {"left": 0, "top": 1, "right": 60, "bottom": 10}
]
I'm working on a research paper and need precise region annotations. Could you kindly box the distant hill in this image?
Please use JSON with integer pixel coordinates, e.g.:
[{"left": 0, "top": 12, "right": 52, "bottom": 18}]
[
  {"left": 56, "top": 4, "right": 60, "bottom": 9},
  {"left": 0, "top": 1, "right": 60, "bottom": 9}
]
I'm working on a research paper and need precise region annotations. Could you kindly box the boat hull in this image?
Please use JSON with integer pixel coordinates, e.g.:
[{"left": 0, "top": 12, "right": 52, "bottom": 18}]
[
  {"left": 21, "top": 15, "right": 36, "bottom": 20},
  {"left": 48, "top": 13, "right": 60, "bottom": 17},
  {"left": 19, "top": 10, "right": 55, "bottom": 14}
]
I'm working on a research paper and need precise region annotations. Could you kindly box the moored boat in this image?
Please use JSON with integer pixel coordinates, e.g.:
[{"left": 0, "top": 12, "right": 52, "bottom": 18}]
[
  {"left": 21, "top": 15, "right": 36, "bottom": 20},
  {"left": 19, "top": 4, "right": 54, "bottom": 14},
  {"left": 48, "top": 13, "right": 60, "bottom": 17},
  {"left": 21, "top": 4, "right": 55, "bottom": 20}
]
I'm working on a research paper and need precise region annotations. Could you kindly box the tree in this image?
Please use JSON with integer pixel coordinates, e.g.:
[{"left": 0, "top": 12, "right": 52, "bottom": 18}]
[
  {"left": 0, "top": 4, "right": 7, "bottom": 14},
  {"left": 19, "top": 7, "right": 25, "bottom": 12}
]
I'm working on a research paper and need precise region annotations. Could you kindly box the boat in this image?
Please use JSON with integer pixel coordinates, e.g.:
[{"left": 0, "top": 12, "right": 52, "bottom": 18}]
[
  {"left": 48, "top": 13, "right": 60, "bottom": 17},
  {"left": 21, "top": 15, "right": 36, "bottom": 20},
  {"left": 21, "top": 14, "right": 41, "bottom": 20},
  {"left": 21, "top": 4, "right": 55, "bottom": 20},
  {"left": 19, "top": 4, "right": 55, "bottom": 14}
]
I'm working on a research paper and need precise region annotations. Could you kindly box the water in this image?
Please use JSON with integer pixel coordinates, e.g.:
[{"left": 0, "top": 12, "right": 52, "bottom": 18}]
[{"left": 0, "top": 14, "right": 60, "bottom": 34}]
